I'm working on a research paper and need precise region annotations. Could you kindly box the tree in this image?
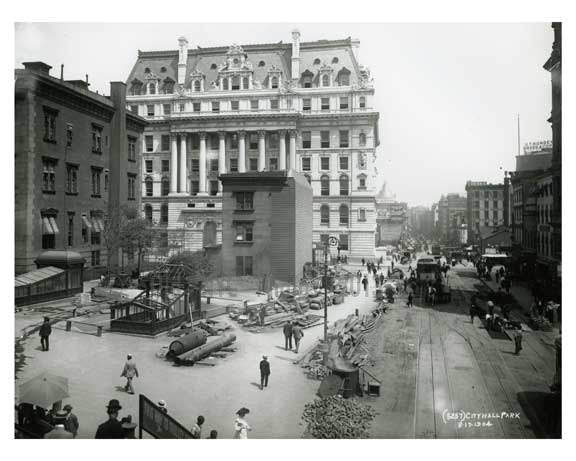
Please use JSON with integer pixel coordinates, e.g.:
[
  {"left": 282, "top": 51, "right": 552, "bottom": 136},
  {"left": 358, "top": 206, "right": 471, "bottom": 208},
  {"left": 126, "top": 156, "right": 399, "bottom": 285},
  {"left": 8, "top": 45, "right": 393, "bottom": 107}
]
[
  {"left": 120, "top": 217, "right": 155, "bottom": 275},
  {"left": 167, "top": 250, "right": 214, "bottom": 280},
  {"left": 302, "top": 396, "right": 376, "bottom": 438},
  {"left": 101, "top": 205, "right": 135, "bottom": 277}
]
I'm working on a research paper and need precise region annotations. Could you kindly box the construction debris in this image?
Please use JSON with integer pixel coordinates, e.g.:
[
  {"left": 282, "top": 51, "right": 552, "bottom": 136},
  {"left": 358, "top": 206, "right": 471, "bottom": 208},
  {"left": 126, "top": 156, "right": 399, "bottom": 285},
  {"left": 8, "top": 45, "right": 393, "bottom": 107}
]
[{"left": 174, "top": 333, "right": 237, "bottom": 366}]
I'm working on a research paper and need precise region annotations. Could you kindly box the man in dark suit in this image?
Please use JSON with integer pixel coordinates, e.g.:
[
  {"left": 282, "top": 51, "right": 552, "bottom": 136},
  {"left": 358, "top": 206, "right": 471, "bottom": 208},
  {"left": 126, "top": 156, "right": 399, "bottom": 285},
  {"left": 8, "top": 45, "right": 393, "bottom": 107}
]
[
  {"left": 95, "top": 399, "right": 124, "bottom": 439},
  {"left": 283, "top": 321, "right": 293, "bottom": 351},
  {"left": 39, "top": 317, "right": 52, "bottom": 351},
  {"left": 259, "top": 356, "right": 270, "bottom": 390}
]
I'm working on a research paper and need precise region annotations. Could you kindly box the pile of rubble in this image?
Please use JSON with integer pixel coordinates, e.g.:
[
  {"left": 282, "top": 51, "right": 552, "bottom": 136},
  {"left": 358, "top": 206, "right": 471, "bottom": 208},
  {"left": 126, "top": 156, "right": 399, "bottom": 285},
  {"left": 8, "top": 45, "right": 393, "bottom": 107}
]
[
  {"left": 297, "top": 303, "right": 387, "bottom": 379},
  {"left": 228, "top": 284, "right": 349, "bottom": 332}
]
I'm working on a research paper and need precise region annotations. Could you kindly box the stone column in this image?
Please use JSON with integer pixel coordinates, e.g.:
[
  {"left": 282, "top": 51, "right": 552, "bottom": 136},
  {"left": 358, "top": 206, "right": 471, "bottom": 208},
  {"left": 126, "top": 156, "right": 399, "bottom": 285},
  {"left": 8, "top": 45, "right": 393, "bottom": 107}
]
[
  {"left": 179, "top": 134, "right": 187, "bottom": 193},
  {"left": 289, "top": 130, "right": 297, "bottom": 170},
  {"left": 238, "top": 131, "right": 246, "bottom": 173},
  {"left": 170, "top": 134, "right": 178, "bottom": 194},
  {"left": 199, "top": 132, "right": 207, "bottom": 195},
  {"left": 218, "top": 131, "right": 226, "bottom": 175},
  {"left": 258, "top": 130, "right": 266, "bottom": 172},
  {"left": 279, "top": 130, "right": 287, "bottom": 170}
]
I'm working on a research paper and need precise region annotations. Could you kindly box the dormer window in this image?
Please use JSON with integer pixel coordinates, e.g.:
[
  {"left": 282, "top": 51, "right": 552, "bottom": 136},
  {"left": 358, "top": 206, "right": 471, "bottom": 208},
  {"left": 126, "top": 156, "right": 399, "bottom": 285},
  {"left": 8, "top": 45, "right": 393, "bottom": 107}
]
[
  {"left": 313, "top": 58, "right": 321, "bottom": 65},
  {"left": 259, "top": 61, "right": 266, "bottom": 67},
  {"left": 194, "top": 80, "right": 201, "bottom": 92},
  {"left": 271, "top": 76, "right": 278, "bottom": 89},
  {"left": 242, "top": 77, "right": 249, "bottom": 89},
  {"left": 322, "top": 74, "right": 330, "bottom": 87},
  {"left": 160, "top": 66, "right": 167, "bottom": 73},
  {"left": 332, "top": 57, "right": 339, "bottom": 64},
  {"left": 301, "top": 70, "right": 314, "bottom": 88},
  {"left": 319, "top": 64, "right": 333, "bottom": 87},
  {"left": 232, "top": 76, "right": 240, "bottom": 90},
  {"left": 222, "top": 78, "right": 229, "bottom": 90},
  {"left": 148, "top": 82, "right": 156, "bottom": 95},
  {"left": 163, "top": 78, "right": 175, "bottom": 94},
  {"left": 130, "top": 80, "right": 143, "bottom": 96},
  {"left": 144, "top": 67, "right": 151, "bottom": 74},
  {"left": 337, "top": 67, "right": 351, "bottom": 86}
]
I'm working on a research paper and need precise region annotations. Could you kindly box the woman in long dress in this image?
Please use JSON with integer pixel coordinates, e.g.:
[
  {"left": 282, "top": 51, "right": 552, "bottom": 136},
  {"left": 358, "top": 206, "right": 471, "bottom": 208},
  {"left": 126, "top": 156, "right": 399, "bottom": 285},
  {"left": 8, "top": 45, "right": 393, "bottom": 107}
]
[{"left": 233, "top": 408, "right": 251, "bottom": 439}]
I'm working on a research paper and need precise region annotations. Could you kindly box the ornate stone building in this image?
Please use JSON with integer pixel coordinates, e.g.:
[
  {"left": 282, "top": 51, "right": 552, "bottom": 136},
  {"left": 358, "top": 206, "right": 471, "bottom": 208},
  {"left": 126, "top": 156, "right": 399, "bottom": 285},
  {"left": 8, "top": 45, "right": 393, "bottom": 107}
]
[{"left": 126, "top": 31, "right": 380, "bottom": 260}]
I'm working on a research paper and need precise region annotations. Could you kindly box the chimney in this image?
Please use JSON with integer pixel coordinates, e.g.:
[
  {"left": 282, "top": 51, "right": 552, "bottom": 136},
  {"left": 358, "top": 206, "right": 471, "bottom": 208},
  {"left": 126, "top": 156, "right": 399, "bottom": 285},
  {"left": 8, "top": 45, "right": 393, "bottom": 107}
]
[
  {"left": 291, "top": 29, "right": 301, "bottom": 80},
  {"left": 177, "top": 36, "right": 189, "bottom": 85},
  {"left": 60, "top": 64, "right": 64, "bottom": 80},
  {"left": 22, "top": 62, "right": 52, "bottom": 75}
]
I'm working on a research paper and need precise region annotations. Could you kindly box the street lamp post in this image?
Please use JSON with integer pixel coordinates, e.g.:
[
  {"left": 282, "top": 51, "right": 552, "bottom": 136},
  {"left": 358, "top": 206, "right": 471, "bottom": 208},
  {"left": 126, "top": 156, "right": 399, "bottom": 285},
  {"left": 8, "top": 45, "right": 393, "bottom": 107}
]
[{"left": 323, "top": 240, "right": 329, "bottom": 344}]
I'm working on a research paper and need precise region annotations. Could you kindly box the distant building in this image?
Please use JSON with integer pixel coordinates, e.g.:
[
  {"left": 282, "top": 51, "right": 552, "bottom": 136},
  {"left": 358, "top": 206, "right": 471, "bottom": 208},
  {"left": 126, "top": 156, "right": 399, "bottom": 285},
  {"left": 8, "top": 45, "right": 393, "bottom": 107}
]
[
  {"left": 219, "top": 170, "right": 312, "bottom": 285},
  {"left": 15, "top": 62, "right": 147, "bottom": 275},
  {"left": 509, "top": 142, "right": 552, "bottom": 275},
  {"left": 374, "top": 183, "right": 406, "bottom": 246},
  {"left": 436, "top": 193, "right": 467, "bottom": 245},
  {"left": 408, "top": 206, "right": 434, "bottom": 237},
  {"left": 464, "top": 181, "right": 508, "bottom": 245},
  {"left": 126, "top": 31, "right": 380, "bottom": 261}
]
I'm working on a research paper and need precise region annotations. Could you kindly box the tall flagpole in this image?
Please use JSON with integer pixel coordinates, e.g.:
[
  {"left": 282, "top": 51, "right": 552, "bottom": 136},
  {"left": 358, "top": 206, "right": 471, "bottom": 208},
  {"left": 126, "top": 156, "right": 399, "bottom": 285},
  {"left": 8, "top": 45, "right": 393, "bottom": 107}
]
[{"left": 517, "top": 113, "right": 521, "bottom": 156}]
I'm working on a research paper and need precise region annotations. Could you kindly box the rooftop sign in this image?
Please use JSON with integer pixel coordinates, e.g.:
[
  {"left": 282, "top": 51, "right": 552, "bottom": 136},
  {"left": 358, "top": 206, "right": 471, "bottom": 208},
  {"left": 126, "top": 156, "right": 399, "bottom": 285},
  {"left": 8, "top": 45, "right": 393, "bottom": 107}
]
[{"left": 523, "top": 140, "right": 552, "bottom": 154}]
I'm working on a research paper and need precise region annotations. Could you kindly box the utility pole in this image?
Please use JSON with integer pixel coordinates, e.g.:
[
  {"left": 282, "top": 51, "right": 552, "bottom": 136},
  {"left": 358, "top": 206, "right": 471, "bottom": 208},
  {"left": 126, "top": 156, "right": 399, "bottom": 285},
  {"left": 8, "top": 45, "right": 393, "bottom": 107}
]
[{"left": 323, "top": 240, "right": 328, "bottom": 344}]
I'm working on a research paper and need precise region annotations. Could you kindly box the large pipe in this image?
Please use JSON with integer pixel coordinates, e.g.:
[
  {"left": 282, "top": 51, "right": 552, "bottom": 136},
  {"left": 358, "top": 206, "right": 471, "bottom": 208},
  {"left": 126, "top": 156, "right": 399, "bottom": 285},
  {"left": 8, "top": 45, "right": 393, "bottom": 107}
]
[
  {"left": 167, "top": 328, "right": 208, "bottom": 358},
  {"left": 175, "top": 333, "right": 236, "bottom": 365}
]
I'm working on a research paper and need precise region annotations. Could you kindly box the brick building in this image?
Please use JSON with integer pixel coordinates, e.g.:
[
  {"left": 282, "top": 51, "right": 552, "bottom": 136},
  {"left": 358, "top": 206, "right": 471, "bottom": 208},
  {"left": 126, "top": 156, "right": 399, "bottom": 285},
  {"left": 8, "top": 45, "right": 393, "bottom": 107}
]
[
  {"left": 15, "top": 62, "right": 147, "bottom": 274},
  {"left": 465, "top": 181, "right": 508, "bottom": 245},
  {"left": 126, "top": 31, "right": 380, "bottom": 261},
  {"left": 219, "top": 170, "right": 312, "bottom": 285},
  {"left": 436, "top": 193, "right": 467, "bottom": 245}
]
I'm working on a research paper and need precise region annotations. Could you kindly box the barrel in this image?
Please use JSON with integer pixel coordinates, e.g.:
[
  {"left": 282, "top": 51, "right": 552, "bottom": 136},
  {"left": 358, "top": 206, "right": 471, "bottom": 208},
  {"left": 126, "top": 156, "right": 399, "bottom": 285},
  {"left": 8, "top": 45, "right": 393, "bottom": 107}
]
[{"left": 168, "top": 328, "right": 208, "bottom": 357}]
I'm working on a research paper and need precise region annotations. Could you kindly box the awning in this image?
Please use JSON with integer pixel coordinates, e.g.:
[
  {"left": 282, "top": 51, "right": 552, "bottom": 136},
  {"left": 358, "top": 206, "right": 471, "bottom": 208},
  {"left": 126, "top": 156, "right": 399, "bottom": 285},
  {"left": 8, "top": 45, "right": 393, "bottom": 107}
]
[
  {"left": 49, "top": 217, "right": 59, "bottom": 235},
  {"left": 82, "top": 215, "right": 93, "bottom": 230},
  {"left": 42, "top": 217, "right": 55, "bottom": 235}
]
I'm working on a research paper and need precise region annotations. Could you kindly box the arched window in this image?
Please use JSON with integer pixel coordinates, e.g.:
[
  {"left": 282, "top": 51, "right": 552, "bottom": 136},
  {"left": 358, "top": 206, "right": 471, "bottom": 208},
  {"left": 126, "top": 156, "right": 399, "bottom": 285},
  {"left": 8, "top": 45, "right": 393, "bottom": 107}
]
[
  {"left": 359, "top": 96, "right": 366, "bottom": 108},
  {"left": 131, "top": 82, "right": 142, "bottom": 96},
  {"left": 339, "top": 204, "right": 349, "bottom": 225},
  {"left": 148, "top": 83, "right": 156, "bottom": 95},
  {"left": 359, "top": 132, "right": 366, "bottom": 147},
  {"left": 203, "top": 221, "right": 217, "bottom": 247},
  {"left": 301, "top": 70, "right": 313, "bottom": 88},
  {"left": 163, "top": 81, "right": 174, "bottom": 94},
  {"left": 161, "top": 177, "right": 170, "bottom": 196},
  {"left": 320, "top": 204, "right": 330, "bottom": 225},
  {"left": 271, "top": 76, "right": 278, "bottom": 89},
  {"left": 242, "top": 77, "right": 249, "bottom": 89},
  {"left": 222, "top": 78, "right": 229, "bottom": 90},
  {"left": 145, "top": 176, "right": 153, "bottom": 197},
  {"left": 322, "top": 74, "right": 330, "bottom": 87},
  {"left": 320, "top": 175, "right": 330, "bottom": 196},
  {"left": 160, "top": 203, "right": 168, "bottom": 224},
  {"left": 194, "top": 80, "right": 201, "bottom": 92},
  {"left": 358, "top": 174, "right": 367, "bottom": 190},
  {"left": 339, "top": 174, "right": 349, "bottom": 196},
  {"left": 144, "top": 204, "right": 153, "bottom": 223}
]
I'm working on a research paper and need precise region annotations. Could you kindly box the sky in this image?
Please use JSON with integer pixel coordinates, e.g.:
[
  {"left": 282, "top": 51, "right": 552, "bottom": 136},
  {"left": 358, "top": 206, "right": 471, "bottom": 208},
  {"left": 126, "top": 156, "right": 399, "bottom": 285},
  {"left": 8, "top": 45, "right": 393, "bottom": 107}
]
[{"left": 14, "top": 22, "right": 553, "bottom": 207}]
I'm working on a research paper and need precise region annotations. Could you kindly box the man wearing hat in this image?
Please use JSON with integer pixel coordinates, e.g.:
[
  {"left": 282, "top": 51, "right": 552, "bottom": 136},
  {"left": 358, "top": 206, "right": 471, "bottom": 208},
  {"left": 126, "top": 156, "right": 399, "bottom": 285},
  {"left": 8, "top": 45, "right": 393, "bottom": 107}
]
[
  {"left": 157, "top": 400, "right": 167, "bottom": 414},
  {"left": 259, "top": 355, "right": 271, "bottom": 390},
  {"left": 44, "top": 410, "right": 73, "bottom": 439},
  {"left": 121, "top": 354, "right": 139, "bottom": 395},
  {"left": 63, "top": 404, "right": 79, "bottom": 438},
  {"left": 39, "top": 317, "right": 52, "bottom": 352},
  {"left": 95, "top": 399, "right": 124, "bottom": 439}
]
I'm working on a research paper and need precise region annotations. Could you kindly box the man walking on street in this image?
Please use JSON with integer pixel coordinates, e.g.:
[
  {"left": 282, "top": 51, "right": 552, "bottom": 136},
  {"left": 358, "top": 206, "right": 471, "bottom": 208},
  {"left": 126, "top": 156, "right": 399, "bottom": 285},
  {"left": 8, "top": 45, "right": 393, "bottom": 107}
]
[
  {"left": 39, "top": 317, "right": 52, "bottom": 352},
  {"left": 407, "top": 292, "right": 414, "bottom": 308},
  {"left": 120, "top": 354, "right": 139, "bottom": 395},
  {"left": 292, "top": 323, "right": 304, "bottom": 353},
  {"left": 513, "top": 329, "right": 523, "bottom": 355},
  {"left": 259, "top": 356, "right": 270, "bottom": 390},
  {"left": 362, "top": 276, "right": 368, "bottom": 295},
  {"left": 95, "top": 399, "right": 124, "bottom": 439},
  {"left": 283, "top": 321, "right": 293, "bottom": 351}
]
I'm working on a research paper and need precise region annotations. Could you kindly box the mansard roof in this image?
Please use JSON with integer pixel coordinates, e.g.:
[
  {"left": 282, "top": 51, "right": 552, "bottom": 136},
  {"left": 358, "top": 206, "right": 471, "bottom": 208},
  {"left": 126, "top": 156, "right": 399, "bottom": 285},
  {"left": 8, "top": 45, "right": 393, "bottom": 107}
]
[{"left": 126, "top": 37, "right": 361, "bottom": 88}]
